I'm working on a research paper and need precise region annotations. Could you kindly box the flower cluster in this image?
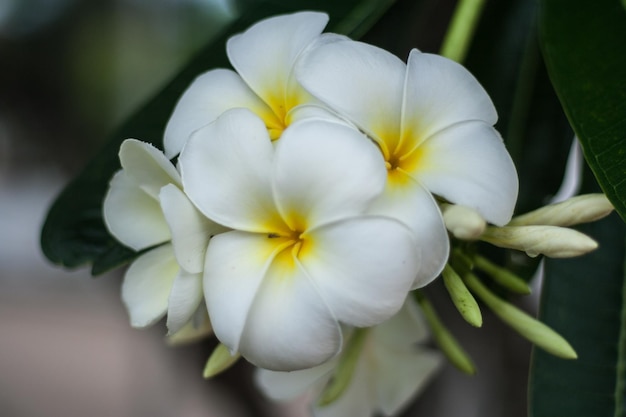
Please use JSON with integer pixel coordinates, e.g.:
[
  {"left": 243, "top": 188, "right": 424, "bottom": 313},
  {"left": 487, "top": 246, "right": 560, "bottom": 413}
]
[{"left": 101, "top": 10, "right": 611, "bottom": 417}]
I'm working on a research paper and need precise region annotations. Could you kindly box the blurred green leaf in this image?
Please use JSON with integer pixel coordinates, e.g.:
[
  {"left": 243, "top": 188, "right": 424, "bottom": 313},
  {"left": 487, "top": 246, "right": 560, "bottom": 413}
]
[
  {"left": 529, "top": 172, "right": 626, "bottom": 416},
  {"left": 540, "top": 0, "right": 626, "bottom": 222},
  {"left": 41, "top": 0, "right": 396, "bottom": 275}
]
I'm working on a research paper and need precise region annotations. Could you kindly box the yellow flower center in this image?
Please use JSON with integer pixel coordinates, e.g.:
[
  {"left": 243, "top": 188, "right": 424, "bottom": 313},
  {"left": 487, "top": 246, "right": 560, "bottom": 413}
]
[
  {"left": 263, "top": 208, "right": 313, "bottom": 272},
  {"left": 262, "top": 85, "right": 307, "bottom": 141},
  {"left": 377, "top": 131, "right": 425, "bottom": 186},
  {"left": 267, "top": 227, "right": 310, "bottom": 273}
]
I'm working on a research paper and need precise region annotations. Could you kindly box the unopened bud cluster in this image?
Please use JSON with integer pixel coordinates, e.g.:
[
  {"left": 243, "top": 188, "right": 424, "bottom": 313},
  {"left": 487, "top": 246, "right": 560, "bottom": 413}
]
[
  {"left": 427, "top": 193, "right": 614, "bottom": 369},
  {"left": 443, "top": 194, "right": 613, "bottom": 258}
]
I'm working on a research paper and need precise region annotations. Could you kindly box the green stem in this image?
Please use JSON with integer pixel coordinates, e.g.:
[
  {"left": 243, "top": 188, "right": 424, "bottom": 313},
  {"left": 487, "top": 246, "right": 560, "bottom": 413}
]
[
  {"left": 439, "top": 0, "right": 488, "bottom": 63},
  {"left": 464, "top": 273, "right": 576, "bottom": 359},
  {"left": 318, "top": 328, "right": 368, "bottom": 406},
  {"left": 473, "top": 254, "right": 532, "bottom": 295},
  {"left": 414, "top": 291, "right": 476, "bottom": 374}
]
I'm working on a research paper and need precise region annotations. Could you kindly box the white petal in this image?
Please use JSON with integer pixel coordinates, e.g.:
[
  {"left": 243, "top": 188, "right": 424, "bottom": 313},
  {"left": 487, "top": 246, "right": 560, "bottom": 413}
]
[
  {"left": 160, "top": 184, "right": 227, "bottom": 274},
  {"left": 273, "top": 120, "right": 386, "bottom": 229},
  {"left": 103, "top": 171, "right": 171, "bottom": 251},
  {"left": 374, "top": 348, "right": 443, "bottom": 416},
  {"left": 301, "top": 217, "right": 419, "bottom": 327},
  {"left": 297, "top": 39, "right": 406, "bottom": 152},
  {"left": 402, "top": 49, "right": 497, "bottom": 144},
  {"left": 368, "top": 176, "right": 448, "bottom": 288},
  {"left": 227, "top": 11, "right": 328, "bottom": 117},
  {"left": 373, "top": 298, "right": 431, "bottom": 347},
  {"left": 313, "top": 359, "right": 374, "bottom": 417},
  {"left": 122, "top": 244, "right": 178, "bottom": 328},
  {"left": 412, "top": 121, "right": 519, "bottom": 225},
  {"left": 119, "top": 139, "right": 181, "bottom": 198},
  {"left": 203, "top": 231, "right": 286, "bottom": 355},
  {"left": 239, "top": 253, "right": 342, "bottom": 371},
  {"left": 166, "top": 269, "right": 203, "bottom": 335},
  {"left": 285, "top": 32, "right": 350, "bottom": 117},
  {"left": 255, "top": 360, "right": 336, "bottom": 401},
  {"left": 167, "top": 305, "right": 213, "bottom": 345},
  {"left": 180, "top": 108, "right": 282, "bottom": 233},
  {"left": 286, "top": 103, "right": 351, "bottom": 127},
  {"left": 163, "top": 69, "right": 279, "bottom": 158}
]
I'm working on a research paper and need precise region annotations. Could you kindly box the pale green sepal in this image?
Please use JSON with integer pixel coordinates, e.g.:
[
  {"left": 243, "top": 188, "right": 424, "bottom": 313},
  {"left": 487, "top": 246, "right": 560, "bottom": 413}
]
[
  {"left": 414, "top": 291, "right": 476, "bottom": 374},
  {"left": 318, "top": 328, "right": 368, "bottom": 406},
  {"left": 464, "top": 273, "right": 577, "bottom": 359},
  {"left": 442, "top": 264, "right": 483, "bottom": 327},
  {"left": 166, "top": 321, "right": 213, "bottom": 346},
  {"left": 203, "top": 343, "right": 241, "bottom": 379},
  {"left": 473, "top": 254, "right": 531, "bottom": 295}
]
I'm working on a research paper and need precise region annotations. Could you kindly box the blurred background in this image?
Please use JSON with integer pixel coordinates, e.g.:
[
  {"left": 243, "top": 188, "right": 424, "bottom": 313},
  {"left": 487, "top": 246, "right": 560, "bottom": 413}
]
[{"left": 0, "top": 0, "right": 553, "bottom": 415}]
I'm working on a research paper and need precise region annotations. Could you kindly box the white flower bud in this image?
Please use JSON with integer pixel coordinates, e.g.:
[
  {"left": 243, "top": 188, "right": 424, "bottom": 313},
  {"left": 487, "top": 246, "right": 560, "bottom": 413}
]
[
  {"left": 481, "top": 225, "right": 598, "bottom": 258},
  {"left": 509, "top": 193, "right": 614, "bottom": 227},
  {"left": 442, "top": 204, "right": 487, "bottom": 240}
]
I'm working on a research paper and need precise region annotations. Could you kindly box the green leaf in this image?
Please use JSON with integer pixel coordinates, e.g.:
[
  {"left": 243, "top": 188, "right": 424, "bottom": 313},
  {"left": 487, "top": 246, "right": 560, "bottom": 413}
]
[
  {"left": 40, "top": 0, "right": 396, "bottom": 275},
  {"left": 540, "top": 0, "right": 626, "bottom": 222},
  {"left": 529, "top": 175, "right": 626, "bottom": 416}
]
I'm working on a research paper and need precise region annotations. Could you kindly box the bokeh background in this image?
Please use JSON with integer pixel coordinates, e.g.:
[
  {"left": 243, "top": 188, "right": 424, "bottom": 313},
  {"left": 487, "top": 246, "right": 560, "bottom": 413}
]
[{"left": 0, "top": 0, "right": 550, "bottom": 415}]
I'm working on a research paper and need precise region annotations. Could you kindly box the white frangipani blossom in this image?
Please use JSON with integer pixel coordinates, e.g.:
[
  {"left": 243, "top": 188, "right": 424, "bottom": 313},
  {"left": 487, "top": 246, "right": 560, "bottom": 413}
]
[
  {"left": 103, "top": 139, "right": 224, "bottom": 334},
  {"left": 256, "top": 299, "right": 443, "bottom": 417},
  {"left": 179, "top": 108, "right": 421, "bottom": 371},
  {"left": 164, "top": 11, "right": 343, "bottom": 158},
  {"left": 297, "top": 40, "right": 519, "bottom": 288}
]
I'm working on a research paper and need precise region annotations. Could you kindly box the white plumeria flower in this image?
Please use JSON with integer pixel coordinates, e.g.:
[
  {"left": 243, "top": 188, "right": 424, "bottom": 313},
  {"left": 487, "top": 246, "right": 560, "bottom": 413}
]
[
  {"left": 164, "top": 11, "right": 343, "bottom": 158},
  {"left": 256, "top": 299, "right": 443, "bottom": 417},
  {"left": 103, "top": 139, "right": 224, "bottom": 334},
  {"left": 179, "top": 108, "right": 421, "bottom": 371},
  {"left": 297, "top": 40, "right": 519, "bottom": 288}
]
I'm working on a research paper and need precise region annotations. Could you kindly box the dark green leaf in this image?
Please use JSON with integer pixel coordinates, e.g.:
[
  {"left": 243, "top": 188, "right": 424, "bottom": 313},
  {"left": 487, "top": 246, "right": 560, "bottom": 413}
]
[
  {"left": 40, "top": 0, "right": 396, "bottom": 275},
  {"left": 529, "top": 173, "right": 626, "bottom": 417},
  {"left": 540, "top": 0, "right": 626, "bottom": 222}
]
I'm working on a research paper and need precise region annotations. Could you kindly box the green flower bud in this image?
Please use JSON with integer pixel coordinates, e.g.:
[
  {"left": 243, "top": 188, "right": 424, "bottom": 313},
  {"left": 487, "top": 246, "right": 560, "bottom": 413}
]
[
  {"left": 203, "top": 343, "right": 241, "bottom": 379},
  {"left": 463, "top": 273, "right": 576, "bottom": 359},
  {"left": 443, "top": 264, "right": 483, "bottom": 327}
]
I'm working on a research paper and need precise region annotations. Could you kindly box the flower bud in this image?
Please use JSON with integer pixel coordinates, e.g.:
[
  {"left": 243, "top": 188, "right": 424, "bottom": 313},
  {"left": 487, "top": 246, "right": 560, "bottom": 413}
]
[
  {"left": 481, "top": 225, "right": 598, "bottom": 258},
  {"left": 463, "top": 273, "right": 576, "bottom": 359},
  {"left": 442, "top": 265, "right": 483, "bottom": 327},
  {"left": 509, "top": 193, "right": 614, "bottom": 227},
  {"left": 442, "top": 204, "right": 487, "bottom": 240},
  {"left": 203, "top": 343, "right": 241, "bottom": 379}
]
